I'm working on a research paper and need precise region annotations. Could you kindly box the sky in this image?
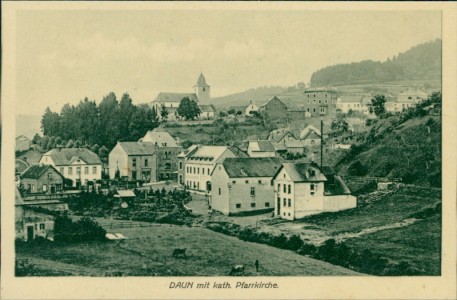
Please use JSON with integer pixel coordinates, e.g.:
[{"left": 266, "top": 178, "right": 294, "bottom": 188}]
[{"left": 15, "top": 9, "right": 441, "bottom": 116}]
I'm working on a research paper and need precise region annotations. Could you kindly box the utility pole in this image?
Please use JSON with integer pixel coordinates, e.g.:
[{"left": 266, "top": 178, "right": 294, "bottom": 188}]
[{"left": 320, "top": 120, "right": 324, "bottom": 168}]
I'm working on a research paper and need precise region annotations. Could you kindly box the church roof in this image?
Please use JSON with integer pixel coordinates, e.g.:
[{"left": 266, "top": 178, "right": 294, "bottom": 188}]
[
  {"left": 194, "top": 73, "right": 210, "bottom": 87},
  {"left": 199, "top": 104, "right": 215, "bottom": 113},
  {"left": 154, "top": 93, "right": 198, "bottom": 103}
]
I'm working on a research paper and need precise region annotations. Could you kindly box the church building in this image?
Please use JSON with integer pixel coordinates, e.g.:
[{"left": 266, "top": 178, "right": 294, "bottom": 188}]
[{"left": 151, "top": 73, "right": 215, "bottom": 121}]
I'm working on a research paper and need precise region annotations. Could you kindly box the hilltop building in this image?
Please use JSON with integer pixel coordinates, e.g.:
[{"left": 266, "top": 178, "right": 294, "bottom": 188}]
[
  {"left": 301, "top": 88, "right": 338, "bottom": 117},
  {"left": 211, "top": 157, "right": 283, "bottom": 215},
  {"left": 385, "top": 89, "right": 428, "bottom": 113},
  {"left": 245, "top": 101, "right": 259, "bottom": 117},
  {"left": 16, "top": 135, "right": 32, "bottom": 152},
  {"left": 258, "top": 96, "right": 288, "bottom": 120},
  {"left": 151, "top": 73, "right": 215, "bottom": 121},
  {"left": 337, "top": 94, "right": 372, "bottom": 115},
  {"left": 273, "top": 163, "right": 356, "bottom": 220},
  {"left": 39, "top": 148, "right": 102, "bottom": 188}
]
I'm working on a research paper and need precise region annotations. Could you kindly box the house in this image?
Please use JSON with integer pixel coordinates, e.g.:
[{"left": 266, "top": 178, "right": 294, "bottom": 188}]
[
  {"left": 302, "top": 88, "right": 338, "bottom": 117},
  {"left": 199, "top": 105, "right": 216, "bottom": 120},
  {"left": 337, "top": 94, "right": 372, "bottom": 115},
  {"left": 273, "top": 163, "right": 356, "bottom": 220},
  {"left": 211, "top": 157, "right": 283, "bottom": 215},
  {"left": 258, "top": 96, "right": 288, "bottom": 120},
  {"left": 245, "top": 101, "right": 259, "bottom": 117},
  {"left": 139, "top": 130, "right": 182, "bottom": 180},
  {"left": 16, "top": 135, "right": 32, "bottom": 152},
  {"left": 151, "top": 73, "right": 213, "bottom": 121},
  {"left": 397, "top": 89, "right": 428, "bottom": 103},
  {"left": 15, "top": 188, "right": 69, "bottom": 242},
  {"left": 39, "top": 148, "right": 102, "bottom": 188},
  {"left": 181, "top": 145, "right": 238, "bottom": 193},
  {"left": 247, "top": 140, "right": 277, "bottom": 157},
  {"left": 20, "top": 164, "right": 65, "bottom": 194},
  {"left": 299, "top": 124, "right": 321, "bottom": 147},
  {"left": 284, "top": 140, "right": 306, "bottom": 154},
  {"left": 17, "top": 149, "right": 43, "bottom": 165},
  {"left": 268, "top": 128, "right": 297, "bottom": 144},
  {"left": 108, "top": 142, "right": 157, "bottom": 182}
]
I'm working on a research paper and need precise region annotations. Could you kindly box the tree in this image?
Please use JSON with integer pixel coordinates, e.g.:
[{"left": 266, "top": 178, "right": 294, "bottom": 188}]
[
  {"left": 160, "top": 104, "right": 169, "bottom": 121},
  {"left": 368, "top": 95, "right": 387, "bottom": 117},
  {"left": 118, "top": 93, "right": 136, "bottom": 139},
  {"left": 41, "top": 107, "right": 61, "bottom": 136},
  {"left": 176, "top": 97, "right": 201, "bottom": 120},
  {"left": 331, "top": 115, "right": 349, "bottom": 137},
  {"left": 227, "top": 108, "right": 236, "bottom": 115},
  {"left": 66, "top": 139, "right": 74, "bottom": 148},
  {"left": 90, "top": 144, "right": 100, "bottom": 155},
  {"left": 98, "top": 92, "right": 120, "bottom": 148},
  {"left": 32, "top": 133, "right": 41, "bottom": 145},
  {"left": 98, "top": 146, "right": 109, "bottom": 159}
]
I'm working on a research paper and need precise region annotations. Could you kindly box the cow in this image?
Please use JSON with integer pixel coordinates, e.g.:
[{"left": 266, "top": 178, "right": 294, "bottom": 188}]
[
  {"left": 172, "top": 248, "right": 187, "bottom": 258},
  {"left": 229, "top": 264, "right": 245, "bottom": 276}
]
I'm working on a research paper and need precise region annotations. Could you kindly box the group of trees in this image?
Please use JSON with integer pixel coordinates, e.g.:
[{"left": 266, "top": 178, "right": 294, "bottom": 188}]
[
  {"left": 310, "top": 39, "right": 441, "bottom": 86},
  {"left": 41, "top": 92, "right": 160, "bottom": 150}
]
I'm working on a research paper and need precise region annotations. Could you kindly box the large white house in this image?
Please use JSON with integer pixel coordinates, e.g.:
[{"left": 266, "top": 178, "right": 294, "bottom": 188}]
[
  {"left": 181, "top": 145, "right": 238, "bottom": 193},
  {"left": 211, "top": 157, "right": 283, "bottom": 215},
  {"left": 39, "top": 148, "right": 102, "bottom": 188},
  {"left": 273, "top": 163, "right": 356, "bottom": 220}
]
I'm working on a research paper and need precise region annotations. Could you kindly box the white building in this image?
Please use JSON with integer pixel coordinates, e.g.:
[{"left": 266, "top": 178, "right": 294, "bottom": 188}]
[
  {"left": 211, "top": 157, "right": 283, "bottom": 215},
  {"left": 337, "top": 94, "right": 372, "bottom": 115},
  {"left": 182, "top": 145, "right": 238, "bottom": 193},
  {"left": 273, "top": 163, "right": 356, "bottom": 220},
  {"left": 39, "top": 148, "right": 102, "bottom": 188},
  {"left": 386, "top": 89, "right": 428, "bottom": 113},
  {"left": 245, "top": 101, "right": 259, "bottom": 117}
]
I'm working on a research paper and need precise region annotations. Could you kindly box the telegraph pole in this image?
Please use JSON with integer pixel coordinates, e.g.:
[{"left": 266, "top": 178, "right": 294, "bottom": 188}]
[{"left": 320, "top": 120, "right": 324, "bottom": 168}]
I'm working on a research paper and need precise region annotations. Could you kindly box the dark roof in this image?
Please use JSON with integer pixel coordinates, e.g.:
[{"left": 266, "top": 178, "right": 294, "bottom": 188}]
[
  {"left": 324, "top": 175, "right": 352, "bottom": 195},
  {"left": 229, "top": 146, "right": 250, "bottom": 158},
  {"left": 277, "top": 163, "right": 327, "bottom": 182},
  {"left": 118, "top": 142, "right": 157, "bottom": 155},
  {"left": 223, "top": 157, "right": 284, "bottom": 178},
  {"left": 155, "top": 92, "right": 198, "bottom": 103},
  {"left": 194, "top": 73, "right": 210, "bottom": 87},
  {"left": 260, "top": 96, "right": 286, "bottom": 108},
  {"left": 17, "top": 149, "right": 43, "bottom": 165},
  {"left": 321, "top": 165, "right": 336, "bottom": 177},
  {"left": 249, "top": 140, "right": 276, "bottom": 152},
  {"left": 44, "top": 148, "right": 101, "bottom": 166},
  {"left": 21, "top": 164, "right": 64, "bottom": 180}
]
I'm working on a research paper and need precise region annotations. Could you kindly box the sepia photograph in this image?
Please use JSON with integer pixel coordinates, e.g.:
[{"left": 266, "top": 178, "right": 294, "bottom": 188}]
[{"left": 2, "top": 2, "right": 457, "bottom": 300}]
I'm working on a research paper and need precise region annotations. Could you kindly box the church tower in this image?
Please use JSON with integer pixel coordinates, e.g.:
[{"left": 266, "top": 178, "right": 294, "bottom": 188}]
[{"left": 194, "top": 73, "right": 210, "bottom": 103}]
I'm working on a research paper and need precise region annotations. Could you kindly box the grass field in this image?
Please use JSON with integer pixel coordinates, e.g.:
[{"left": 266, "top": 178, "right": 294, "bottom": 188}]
[{"left": 16, "top": 224, "right": 360, "bottom": 276}]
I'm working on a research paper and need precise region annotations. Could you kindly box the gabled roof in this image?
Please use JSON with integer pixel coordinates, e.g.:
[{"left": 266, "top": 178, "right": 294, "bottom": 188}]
[
  {"left": 16, "top": 135, "right": 31, "bottom": 141},
  {"left": 43, "top": 148, "right": 101, "bottom": 166},
  {"left": 17, "top": 149, "right": 43, "bottom": 165},
  {"left": 229, "top": 146, "right": 250, "bottom": 158},
  {"left": 21, "top": 164, "right": 64, "bottom": 180},
  {"left": 118, "top": 142, "right": 157, "bottom": 156},
  {"left": 187, "top": 146, "right": 232, "bottom": 161},
  {"left": 248, "top": 140, "right": 276, "bottom": 152},
  {"left": 154, "top": 92, "right": 198, "bottom": 103},
  {"left": 275, "top": 163, "right": 327, "bottom": 182},
  {"left": 268, "top": 129, "right": 296, "bottom": 144},
  {"left": 200, "top": 104, "right": 215, "bottom": 113},
  {"left": 223, "top": 157, "right": 284, "bottom": 178},
  {"left": 194, "top": 73, "right": 210, "bottom": 87},
  {"left": 260, "top": 96, "right": 286, "bottom": 108},
  {"left": 300, "top": 125, "right": 321, "bottom": 140},
  {"left": 140, "top": 131, "right": 180, "bottom": 148},
  {"left": 178, "top": 144, "right": 199, "bottom": 158}
]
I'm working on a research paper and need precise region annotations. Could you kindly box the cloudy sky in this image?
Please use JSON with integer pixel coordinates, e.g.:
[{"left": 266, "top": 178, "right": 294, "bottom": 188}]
[{"left": 15, "top": 9, "right": 441, "bottom": 116}]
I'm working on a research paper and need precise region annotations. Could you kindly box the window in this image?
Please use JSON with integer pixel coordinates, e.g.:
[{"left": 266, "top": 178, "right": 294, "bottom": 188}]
[
  {"left": 236, "top": 203, "right": 241, "bottom": 208},
  {"left": 145, "top": 159, "right": 149, "bottom": 167},
  {"left": 197, "top": 168, "right": 200, "bottom": 174},
  {"left": 179, "top": 162, "right": 183, "bottom": 170},
  {"left": 132, "top": 158, "right": 137, "bottom": 167},
  {"left": 85, "top": 167, "right": 89, "bottom": 175},
  {"left": 233, "top": 180, "right": 237, "bottom": 184},
  {"left": 283, "top": 185, "right": 286, "bottom": 193},
  {"left": 245, "top": 180, "right": 249, "bottom": 184},
  {"left": 251, "top": 203, "right": 256, "bottom": 208},
  {"left": 218, "top": 188, "right": 221, "bottom": 195},
  {"left": 202, "top": 168, "right": 205, "bottom": 175},
  {"left": 68, "top": 167, "right": 73, "bottom": 175},
  {"left": 39, "top": 223, "right": 45, "bottom": 230},
  {"left": 288, "top": 199, "right": 291, "bottom": 207},
  {"left": 283, "top": 198, "right": 287, "bottom": 206},
  {"left": 313, "top": 108, "right": 316, "bottom": 113},
  {"left": 60, "top": 167, "right": 64, "bottom": 175},
  {"left": 310, "top": 183, "right": 315, "bottom": 191},
  {"left": 193, "top": 167, "right": 196, "bottom": 173},
  {"left": 250, "top": 187, "right": 255, "bottom": 197},
  {"left": 288, "top": 213, "right": 291, "bottom": 217},
  {"left": 265, "top": 202, "right": 270, "bottom": 207},
  {"left": 48, "top": 173, "right": 53, "bottom": 180},
  {"left": 258, "top": 180, "right": 262, "bottom": 184},
  {"left": 92, "top": 167, "right": 97, "bottom": 175},
  {"left": 76, "top": 167, "right": 81, "bottom": 175},
  {"left": 288, "top": 184, "right": 291, "bottom": 194},
  {"left": 208, "top": 168, "right": 210, "bottom": 174}
]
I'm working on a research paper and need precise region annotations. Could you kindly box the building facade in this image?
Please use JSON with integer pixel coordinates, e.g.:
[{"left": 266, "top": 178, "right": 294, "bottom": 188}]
[
  {"left": 259, "top": 96, "right": 288, "bottom": 120},
  {"left": 302, "top": 89, "right": 338, "bottom": 117},
  {"left": 211, "top": 157, "right": 283, "bottom": 215},
  {"left": 39, "top": 148, "right": 102, "bottom": 188},
  {"left": 273, "top": 163, "right": 356, "bottom": 220},
  {"left": 109, "top": 142, "right": 157, "bottom": 182},
  {"left": 21, "top": 164, "right": 64, "bottom": 194},
  {"left": 245, "top": 101, "right": 259, "bottom": 116}
]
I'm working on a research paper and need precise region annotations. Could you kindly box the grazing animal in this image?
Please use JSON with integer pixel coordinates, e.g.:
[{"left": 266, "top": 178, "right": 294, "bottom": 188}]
[
  {"left": 229, "top": 264, "right": 245, "bottom": 276},
  {"left": 172, "top": 248, "right": 187, "bottom": 258}
]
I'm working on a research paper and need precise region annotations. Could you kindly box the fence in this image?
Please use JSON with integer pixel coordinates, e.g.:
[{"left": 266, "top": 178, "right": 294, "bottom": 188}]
[{"left": 99, "top": 221, "right": 161, "bottom": 229}]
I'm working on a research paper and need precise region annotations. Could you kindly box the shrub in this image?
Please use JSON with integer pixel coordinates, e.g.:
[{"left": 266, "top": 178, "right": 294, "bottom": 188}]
[
  {"left": 286, "top": 234, "right": 304, "bottom": 251},
  {"left": 54, "top": 216, "right": 106, "bottom": 243}
]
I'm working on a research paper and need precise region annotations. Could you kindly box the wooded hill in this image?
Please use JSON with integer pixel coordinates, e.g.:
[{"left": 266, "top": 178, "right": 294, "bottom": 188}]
[
  {"left": 335, "top": 92, "right": 441, "bottom": 187},
  {"left": 310, "top": 39, "right": 441, "bottom": 87}
]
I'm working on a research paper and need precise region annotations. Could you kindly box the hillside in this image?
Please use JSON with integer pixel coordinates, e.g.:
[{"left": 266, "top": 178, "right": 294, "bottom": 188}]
[
  {"left": 334, "top": 95, "right": 441, "bottom": 186},
  {"left": 211, "top": 86, "right": 287, "bottom": 109},
  {"left": 310, "top": 39, "right": 441, "bottom": 87}
]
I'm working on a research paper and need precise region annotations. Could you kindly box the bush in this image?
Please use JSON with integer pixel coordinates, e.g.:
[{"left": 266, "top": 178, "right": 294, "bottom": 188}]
[
  {"left": 54, "top": 216, "right": 106, "bottom": 243},
  {"left": 348, "top": 160, "right": 368, "bottom": 176}
]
